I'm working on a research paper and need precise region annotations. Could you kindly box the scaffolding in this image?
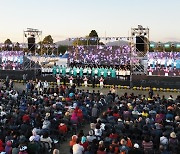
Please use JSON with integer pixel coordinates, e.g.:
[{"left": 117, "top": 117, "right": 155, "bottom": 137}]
[
  {"left": 23, "top": 28, "right": 42, "bottom": 70},
  {"left": 130, "top": 25, "right": 150, "bottom": 75}
]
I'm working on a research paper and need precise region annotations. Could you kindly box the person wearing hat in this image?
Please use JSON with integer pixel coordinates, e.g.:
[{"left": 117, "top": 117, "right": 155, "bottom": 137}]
[
  {"left": 28, "top": 136, "right": 40, "bottom": 154},
  {"left": 129, "top": 143, "right": 143, "bottom": 154},
  {"left": 80, "top": 136, "right": 88, "bottom": 152},
  {"left": 169, "top": 132, "right": 178, "bottom": 152},
  {"left": 19, "top": 146, "right": 28, "bottom": 154},
  {"left": 86, "top": 130, "right": 96, "bottom": 143}
]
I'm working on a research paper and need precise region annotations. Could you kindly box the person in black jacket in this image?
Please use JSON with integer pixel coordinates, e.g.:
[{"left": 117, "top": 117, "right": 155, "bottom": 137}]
[{"left": 129, "top": 143, "right": 143, "bottom": 154}]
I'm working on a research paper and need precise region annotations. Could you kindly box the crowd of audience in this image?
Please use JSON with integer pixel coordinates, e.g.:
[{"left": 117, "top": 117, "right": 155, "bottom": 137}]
[
  {"left": 0, "top": 78, "right": 113, "bottom": 154},
  {"left": 1, "top": 73, "right": 180, "bottom": 154},
  {"left": 69, "top": 91, "right": 180, "bottom": 154}
]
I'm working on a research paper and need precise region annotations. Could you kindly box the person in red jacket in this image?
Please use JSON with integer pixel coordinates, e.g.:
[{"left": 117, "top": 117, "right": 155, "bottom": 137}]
[
  {"left": 77, "top": 109, "right": 83, "bottom": 122},
  {"left": 58, "top": 123, "right": 68, "bottom": 134},
  {"left": 109, "top": 129, "right": 118, "bottom": 140},
  {"left": 80, "top": 136, "right": 88, "bottom": 152},
  {"left": 0, "top": 139, "right": 4, "bottom": 152},
  {"left": 22, "top": 114, "right": 30, "bottom": 123}
]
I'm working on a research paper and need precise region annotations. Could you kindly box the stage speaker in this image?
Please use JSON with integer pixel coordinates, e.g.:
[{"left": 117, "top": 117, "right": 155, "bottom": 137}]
[
  {"left": 136, "top": 36, "right": 148, "bottom": 52},
  {"left": 28, "top": 37, "right": 35, "bottom": 52}
]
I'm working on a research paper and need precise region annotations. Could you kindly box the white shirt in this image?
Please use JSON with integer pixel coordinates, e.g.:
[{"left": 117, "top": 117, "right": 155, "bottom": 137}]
[
  {"left": 40, "top": 136, "right": 53, "bottom": 148},
  {"left": 43, "top": 82, "right": 49, "bottom": 89},
  {"left": 107, "top": 70, "right": 111, "bottom": 76},
  {"left": 76, "top": 68, "right": 80, "bottom": 73},
  {"left": 66, "top": 68, "right": 70, "bottom": 73},
  {"left": 94, "top": 69, "right": 98, "bottom": 74},
  {"left": 42, "top": 67, "right": 45, "bottom": 73},
  {"left": 87, "top": 135, "right": 96, "bottom": 142},
  {"left": 94, "top": 128, "right": 102, "bottom": 137},
  {"left": 126, "top": 70, "right": 130, "bottom": 76},
  {"left": 73, "top": 144, "right": 84, "bottom": 154},
  {"left": 83, "top": 68, "right": 87, "bottom": 73},
  {"left": 161, "top": 59, "right": 165, "bottom": 65},
  {"left": 48, "top": 68, "right": 52, "bottom": 73},
  {"left": 88, "top": 68, "right": 92, "bottom": 74},
  {"left": 44, "top": 68, "right": 48, "bottom": 73}
]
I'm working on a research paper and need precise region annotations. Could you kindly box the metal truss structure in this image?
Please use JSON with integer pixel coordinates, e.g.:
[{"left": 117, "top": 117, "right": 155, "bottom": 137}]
[{"left": 130, "top": 25, "right": 150, "bottom": 76}]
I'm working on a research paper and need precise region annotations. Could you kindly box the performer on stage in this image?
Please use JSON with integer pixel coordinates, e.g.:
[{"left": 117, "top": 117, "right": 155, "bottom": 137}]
[
  {"left": 148, "top": 66, "right": 153, "bottom": 76},
  {"left": 99, "top": 76, "right": 104, "bottom": 89},
  {"left": 164, "top": 67, "right": 169, "bottom": 77},
  {"left": 2, "top": 63, "right": 5, "bottom": 70},
  {"left": 69, "top": 76, "right": 74, "bottom": 86},
  {"left": 83, "top": 76, "right": 88, "bottom": 87},
  {"left": 56, "top": 75, "right": 61, "bottom": 86},
  {"left": 12, "top": 63, "right": 16, "bottom": 70}
]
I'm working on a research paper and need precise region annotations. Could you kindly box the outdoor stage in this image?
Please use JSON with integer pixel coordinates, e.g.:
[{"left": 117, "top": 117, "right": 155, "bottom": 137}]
[
  {"left": 0, "top": 69, "right": 41, "bottom": 80},
  {"left": 0, "top": 69, "right": 179, "bottom": 89}
]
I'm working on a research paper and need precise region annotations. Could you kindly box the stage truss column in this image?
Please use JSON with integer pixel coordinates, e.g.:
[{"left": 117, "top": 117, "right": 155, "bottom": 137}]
[
  {"left": 130, "top": 25, "right": 150, "bottom": 76},
  {"left": 23, "top": 28, "right": 42, "bottom": 79},
  {"left": 23, "top": 28, "right": 42, "bottom": 70}
]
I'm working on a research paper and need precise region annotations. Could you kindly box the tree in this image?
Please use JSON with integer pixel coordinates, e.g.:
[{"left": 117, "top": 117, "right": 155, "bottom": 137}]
[
  {"left": 72, "top": 37, "right": 88, "bottom": 46},
  {"left": 72, "top": 30, "right": 104, "bottom": 46},
  {"left": 36, "top": 35, "right": 54, "bottom": 55},
  {"left": 89, "top": 30, "right": 98, "bottom": 38},
  {"left": 3, "top": 39, "right": 13, "bottom": 51},
  {"left": 42, "top": 35, "right": 53, "bottom": 44},
  {"left": 57, "top": 45, "right": 68, "bottom": 55},
  {"left": 4, "top": 39, "right": 12, "bottom": 45},
  {"left": 88, "top": 30, "right": 99, "bottom": 45},
  {"left": 14, "top": 42, "right": 20, "bottom": 51},
  {"left": 88, "top": 30, "right": 104, "bottom": 45}
]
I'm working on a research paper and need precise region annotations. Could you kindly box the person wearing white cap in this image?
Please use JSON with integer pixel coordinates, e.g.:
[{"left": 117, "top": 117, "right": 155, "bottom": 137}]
[
  {"left": 129, "top": 143, "right": 143, "bottom": 154},
  {"left": 28, "top": 136, "right": 41, "bottom": 154}
]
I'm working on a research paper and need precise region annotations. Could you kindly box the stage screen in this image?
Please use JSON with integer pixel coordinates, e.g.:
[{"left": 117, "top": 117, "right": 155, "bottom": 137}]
[
  {"left": 0, "top": 51, "right": 24, "bottom": 70},
  {"left": 147, "top": 52, "right": 180, "bottom": 77},
  {"left": 68, "top": 45, "right": 131, "bottom": 66}
]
